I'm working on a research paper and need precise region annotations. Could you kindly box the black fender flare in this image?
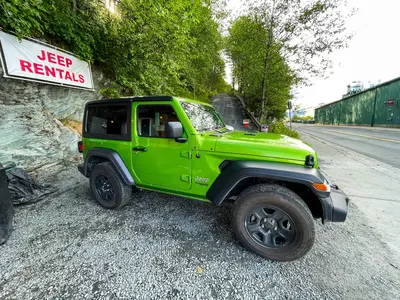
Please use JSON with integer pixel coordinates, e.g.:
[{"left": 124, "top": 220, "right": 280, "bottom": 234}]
[
  {"left": 79, "top": 148, "right": 135, "bottom": 185},
  {"left": 206, "top": 160, "right": 329, "bottom": 205}
]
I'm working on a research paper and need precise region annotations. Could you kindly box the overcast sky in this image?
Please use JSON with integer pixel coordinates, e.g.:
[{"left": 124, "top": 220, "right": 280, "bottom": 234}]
[{"left": 225, "top": 0, "right": 400, "bottom": 108}]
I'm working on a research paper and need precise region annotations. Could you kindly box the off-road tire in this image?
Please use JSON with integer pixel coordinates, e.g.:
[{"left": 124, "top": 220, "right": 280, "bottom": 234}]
[
  {"left": 232, "top": 184, "right": 315, "bottom": 261},
  {"left": 90, "top": 162, "right": 132, "bottom": 209}
]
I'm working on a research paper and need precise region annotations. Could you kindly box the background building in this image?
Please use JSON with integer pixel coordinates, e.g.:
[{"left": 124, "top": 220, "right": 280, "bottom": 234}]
[{"left": 315, "top": 76, "right": 400, "bottom": 127}]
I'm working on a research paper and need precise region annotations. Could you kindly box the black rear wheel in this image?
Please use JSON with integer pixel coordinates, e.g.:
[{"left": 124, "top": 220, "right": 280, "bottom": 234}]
[
  {"left": 94, "top": 174, "right": 114, "bottom": 202},
  {"left": 90, "top": 162, "right": 132, "bottom": 209},
  {"left": 233, "top": 184, "right": 315, "bottom": 261}
]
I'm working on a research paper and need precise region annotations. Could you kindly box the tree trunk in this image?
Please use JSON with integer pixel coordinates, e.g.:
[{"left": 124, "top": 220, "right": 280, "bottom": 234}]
[
  {"left": 260, "top": 0, "right": 276, "bottom": 123},
  {"left": 260, "top": 51, "right": 269, "bottom": 122}
]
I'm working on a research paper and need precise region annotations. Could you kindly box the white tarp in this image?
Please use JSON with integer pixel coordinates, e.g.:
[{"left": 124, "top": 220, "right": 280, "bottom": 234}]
[{"left": 0, "top": 31, "right": 93, "bottom": 90}]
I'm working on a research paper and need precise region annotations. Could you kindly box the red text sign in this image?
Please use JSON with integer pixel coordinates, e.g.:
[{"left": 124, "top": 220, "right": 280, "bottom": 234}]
[
  {"left": 385, "top": 100, "right": 395, "bottom": 106},
  {"left": 0, "top": 31, "right": 93, "bottom": 89}
]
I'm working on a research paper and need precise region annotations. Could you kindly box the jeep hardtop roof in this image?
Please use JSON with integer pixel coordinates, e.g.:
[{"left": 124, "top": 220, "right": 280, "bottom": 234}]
[
  {"left": 86, "top": 96, "right": 214, "bottom": 108},
  {"left": 87, "top": 96, "right": 173, "bottom": 105}
]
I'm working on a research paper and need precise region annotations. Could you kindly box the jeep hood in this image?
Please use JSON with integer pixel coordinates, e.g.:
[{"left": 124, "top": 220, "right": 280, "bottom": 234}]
[{"left": 214, "top": 131, "right": 316, "bottom": 165}]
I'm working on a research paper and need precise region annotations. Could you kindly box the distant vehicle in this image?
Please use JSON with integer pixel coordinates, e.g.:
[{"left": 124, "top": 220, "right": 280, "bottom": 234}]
[{"left": 261, "top": 124, "right": 268, "bottom": 132}]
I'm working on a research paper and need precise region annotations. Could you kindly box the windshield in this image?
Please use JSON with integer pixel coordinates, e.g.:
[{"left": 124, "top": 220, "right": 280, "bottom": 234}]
[{"left": 180, "top": 101, "right": 225, "bottom": 132}]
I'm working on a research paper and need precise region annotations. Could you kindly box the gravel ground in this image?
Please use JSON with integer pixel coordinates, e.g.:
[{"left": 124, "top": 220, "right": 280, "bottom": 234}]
[
  {"left": 1, "top": 96, "right": 400, "bottom": 299},
  {"left": 1, "top": 158, "right": 399, "bottom": 299}
]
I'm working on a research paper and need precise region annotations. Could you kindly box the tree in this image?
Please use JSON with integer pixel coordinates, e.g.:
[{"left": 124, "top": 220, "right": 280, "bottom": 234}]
[
  {"left": 226, "top": 16, "right": 295, "bottom": 121},
  {"left": 0, "top": 0, "right": 229, "bottom": 101},
  {"left": 228, "top": 0, "right": 353, "bottom": 119}
]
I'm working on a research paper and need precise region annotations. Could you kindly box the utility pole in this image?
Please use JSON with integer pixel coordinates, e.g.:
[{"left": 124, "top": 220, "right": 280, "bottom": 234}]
[{"left": 288, "top": 100, "right": 292, "bottom": 130}]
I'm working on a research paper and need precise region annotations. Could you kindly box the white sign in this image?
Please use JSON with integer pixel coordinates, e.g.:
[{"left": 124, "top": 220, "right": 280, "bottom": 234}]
[{"left": 0, "top": 31, "right": 93, "bottom": 90}]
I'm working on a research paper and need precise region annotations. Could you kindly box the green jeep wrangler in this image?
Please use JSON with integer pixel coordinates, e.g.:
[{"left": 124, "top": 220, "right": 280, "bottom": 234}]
[{"left": 78, "top": 96, "right": 349, "bottom": 261}]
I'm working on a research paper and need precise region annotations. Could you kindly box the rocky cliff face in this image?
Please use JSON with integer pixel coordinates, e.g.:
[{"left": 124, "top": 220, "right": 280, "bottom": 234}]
[
  {"left": 0, "top": 65, "right": 108, "bottom": 168},
  {"left": 211, "top": 93, "right": 257, "bottom": 132}
]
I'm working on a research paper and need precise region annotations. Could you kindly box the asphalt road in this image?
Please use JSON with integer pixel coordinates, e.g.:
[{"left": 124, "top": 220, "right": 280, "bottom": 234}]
[
  {"left": 294, "top": 124, "right": 400, "bottom": 168},
  {"left": 296, "top": 123, "right": 400, "bottom": 260}
]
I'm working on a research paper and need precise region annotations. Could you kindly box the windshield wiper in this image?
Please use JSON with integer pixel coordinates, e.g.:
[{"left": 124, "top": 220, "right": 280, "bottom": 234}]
[
  {"left": 212, "top": 128, "right": 223, "bottom": 134},
  {"left": 199, "top": 126, "right": 227, "bottom": 134},
  {"left": 215, "top": 126, "right": 229, "bottom": 133}
]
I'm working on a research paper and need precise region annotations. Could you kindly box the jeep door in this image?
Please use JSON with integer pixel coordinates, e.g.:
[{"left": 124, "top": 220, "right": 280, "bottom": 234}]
[{"left": 131, "top": 103, "right": 192, "bottom": 191}]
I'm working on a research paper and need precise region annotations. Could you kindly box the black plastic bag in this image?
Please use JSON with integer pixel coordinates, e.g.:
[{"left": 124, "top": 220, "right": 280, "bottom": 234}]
[
  {"left": 6, "top": 166, "right": 56, "bottom": 205},
  {"left": 0, "top": 165, "right": 14, "bottom": 245}
]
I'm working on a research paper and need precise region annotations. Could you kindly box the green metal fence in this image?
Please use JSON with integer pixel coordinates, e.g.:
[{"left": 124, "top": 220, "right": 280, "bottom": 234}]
[{"left": 315, "top": 77, "right": 400, "bottom": 127}]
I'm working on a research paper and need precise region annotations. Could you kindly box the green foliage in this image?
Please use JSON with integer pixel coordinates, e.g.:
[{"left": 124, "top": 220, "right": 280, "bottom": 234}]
[
  {"left": 292, "top": 115, "right": 314, "bottom": 121},
  {"left": 247, "top": 0, "right": 353, "bottom": 80},
  {"left": 225, "top": 0, "right": 351, "bottom": 121},
  {"left": 268, "top": 121, "right": 300, "bottom": 139},
  {"left": 225, "top": 16, "right": 295, "bottom": 121},
  {"left": 0, "top": 0, "right": 229, "bottom": 101}
]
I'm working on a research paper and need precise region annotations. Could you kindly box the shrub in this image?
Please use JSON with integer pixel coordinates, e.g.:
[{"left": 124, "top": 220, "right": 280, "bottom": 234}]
[{"left": 268, "top": 121, "right": 300, "bottom": 139}]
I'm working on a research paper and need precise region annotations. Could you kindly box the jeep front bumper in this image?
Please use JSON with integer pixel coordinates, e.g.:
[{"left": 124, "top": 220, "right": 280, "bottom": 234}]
[
  {"left": 314, "top": 169, "right": 349, "bottom": 223},
  {"left": 320, "top": 186, "right": 349, "bottom": 222}
]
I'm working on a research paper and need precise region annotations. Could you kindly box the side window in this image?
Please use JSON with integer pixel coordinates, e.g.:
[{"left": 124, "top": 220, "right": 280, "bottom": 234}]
[
  {"left": 137, "top": 105, "right": 180, "bottom": 138},
  {"left": 85, "top": 105, "right": 129, "bottom": 139}
]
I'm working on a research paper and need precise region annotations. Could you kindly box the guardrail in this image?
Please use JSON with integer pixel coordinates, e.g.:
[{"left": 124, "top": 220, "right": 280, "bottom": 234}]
[{"left": 234, "top": 94, "right": 261, "bottom": 131}]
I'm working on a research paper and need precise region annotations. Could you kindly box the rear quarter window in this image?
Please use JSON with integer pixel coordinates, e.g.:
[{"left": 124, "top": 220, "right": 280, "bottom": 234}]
[{"left": 83, "top": 104, "right": 131, "bottom": 141}]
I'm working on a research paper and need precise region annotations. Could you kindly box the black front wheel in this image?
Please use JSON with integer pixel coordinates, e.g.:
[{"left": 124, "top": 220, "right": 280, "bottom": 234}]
[
  {"left": 90, "top": 162, "right": 132, "bottom": 209},
  {"left": 232, "top": 184, "right": 315, "bottom": 261}
]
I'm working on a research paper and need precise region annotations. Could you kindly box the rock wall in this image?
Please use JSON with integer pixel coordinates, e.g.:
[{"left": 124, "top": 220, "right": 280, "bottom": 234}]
[
  {"left": 0, "top": 64, "right": 109, "bottom": 168},
  {"left": 211, "top": 93, "right": 258, "bottom": 132}
]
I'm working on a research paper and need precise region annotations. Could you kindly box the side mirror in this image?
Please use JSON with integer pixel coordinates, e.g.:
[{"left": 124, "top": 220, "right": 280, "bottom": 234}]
[
  {"left": 225, "top": 125, "right": 234, "bottom": 132},
  {"left": 166, "top": 122, "right": 187, "bottom": 143}
]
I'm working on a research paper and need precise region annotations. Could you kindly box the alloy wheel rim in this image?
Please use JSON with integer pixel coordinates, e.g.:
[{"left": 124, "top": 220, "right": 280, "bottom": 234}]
[
  {"left": 95, "top": 175, "right": 114, "bottom": 201},
  {"left": 244, "top": 205, "right": 296, "bottom": 248}
]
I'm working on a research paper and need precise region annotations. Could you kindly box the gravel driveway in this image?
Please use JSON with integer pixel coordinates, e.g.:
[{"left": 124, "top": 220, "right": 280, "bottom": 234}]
[
  {"left": 1, "top": 94, "right": 399, "bottom": 299},
  {"left": 1, "top": 158, "right": 399, "bottom": 299}
]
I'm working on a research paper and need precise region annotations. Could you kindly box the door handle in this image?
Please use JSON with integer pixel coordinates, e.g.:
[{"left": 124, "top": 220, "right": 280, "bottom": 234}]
[{"left": 132, "top": 146, "right": 147, "bottom": 152}]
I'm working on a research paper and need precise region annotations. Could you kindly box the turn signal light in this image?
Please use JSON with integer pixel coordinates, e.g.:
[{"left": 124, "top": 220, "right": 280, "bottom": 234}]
[{"left": 312, "top": 183, "right": 328, "bottom": 191}]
